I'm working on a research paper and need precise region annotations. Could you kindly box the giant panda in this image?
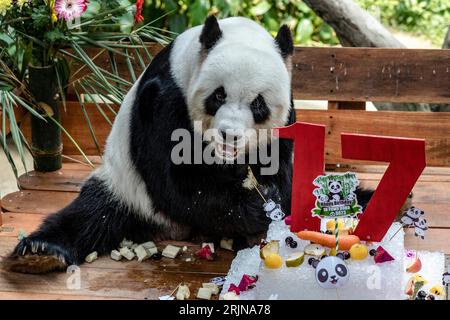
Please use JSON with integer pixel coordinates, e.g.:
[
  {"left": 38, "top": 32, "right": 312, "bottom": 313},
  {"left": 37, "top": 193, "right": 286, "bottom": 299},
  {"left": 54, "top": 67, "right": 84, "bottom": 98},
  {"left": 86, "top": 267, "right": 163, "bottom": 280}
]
[{"left": 4, "top": 16, "right": 372, "bottom": 274}]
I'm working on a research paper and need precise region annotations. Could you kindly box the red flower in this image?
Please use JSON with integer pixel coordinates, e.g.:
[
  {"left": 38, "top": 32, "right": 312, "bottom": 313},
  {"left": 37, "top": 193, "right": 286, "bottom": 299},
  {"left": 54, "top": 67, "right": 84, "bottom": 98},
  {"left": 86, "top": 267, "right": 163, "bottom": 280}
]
[{"left": 134, "top": 0, "right": 144, "bottom": 24}]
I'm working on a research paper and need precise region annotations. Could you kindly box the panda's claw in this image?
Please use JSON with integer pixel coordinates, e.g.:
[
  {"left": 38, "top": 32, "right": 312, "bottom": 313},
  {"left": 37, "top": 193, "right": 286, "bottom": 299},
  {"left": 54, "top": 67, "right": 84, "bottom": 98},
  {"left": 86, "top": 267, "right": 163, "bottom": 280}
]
[{"left": 2, "top": 237, "right": 71, "bottom": 274}]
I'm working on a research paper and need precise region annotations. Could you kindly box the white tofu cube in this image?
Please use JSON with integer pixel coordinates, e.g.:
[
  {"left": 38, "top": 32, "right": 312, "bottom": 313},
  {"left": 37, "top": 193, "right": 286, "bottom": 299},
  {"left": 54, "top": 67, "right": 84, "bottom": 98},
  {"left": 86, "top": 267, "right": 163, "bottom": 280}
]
[
  {"left": 119, "top": 247, "right": 136, "bottom": 260},
  {"left": 196, "top": 287, "right": 212, "bottom": 300},
  {"left": 222, "top": 292, "right": 240, "bottom": 300},
  {"left": 145, "top": 246, "right": 158, "bottom": 256},
  {"left": 120, "top": 238, "right": 134, "bottom": 248},
  {"left": 220, "top": 238, "right": 234, "bottom": 251},
  {"left": 134, "top": 245, "right": 150, "bottom": 262},
  {"left": 202, "top": 283, "right": 219, "bottom": 295},
  {"left": 110, "top": 249, "right": 122, "bottom": 261},
  {"left": 176, "top": 284, "right": 190, "bottom": 300},
  {"left": 141, "top": 241, "right": 156, "bottom": 249},
  {"left": 162, "top": 245, "right": 181, "bottom": 259},
  {"left": 85, "top": 251, "right": 98, "bottom": 263}
]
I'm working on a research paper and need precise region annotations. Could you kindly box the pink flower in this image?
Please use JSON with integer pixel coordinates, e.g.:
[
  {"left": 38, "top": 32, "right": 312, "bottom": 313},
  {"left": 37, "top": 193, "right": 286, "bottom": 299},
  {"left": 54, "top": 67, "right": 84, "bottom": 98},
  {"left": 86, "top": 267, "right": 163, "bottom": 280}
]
[
  {"left": 134, "top": 0, "right": 144, "bottom": 24},
  {"left": 55, "top": 0, "right": 88, "bottom": 21}
]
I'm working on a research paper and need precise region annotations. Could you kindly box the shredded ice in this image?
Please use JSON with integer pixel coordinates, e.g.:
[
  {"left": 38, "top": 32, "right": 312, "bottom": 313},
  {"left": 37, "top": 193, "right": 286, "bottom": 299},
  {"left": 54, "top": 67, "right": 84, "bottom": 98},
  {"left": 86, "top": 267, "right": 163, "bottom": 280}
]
[{"left": 221, "top": 221, "right": 445, "bottom": 300}]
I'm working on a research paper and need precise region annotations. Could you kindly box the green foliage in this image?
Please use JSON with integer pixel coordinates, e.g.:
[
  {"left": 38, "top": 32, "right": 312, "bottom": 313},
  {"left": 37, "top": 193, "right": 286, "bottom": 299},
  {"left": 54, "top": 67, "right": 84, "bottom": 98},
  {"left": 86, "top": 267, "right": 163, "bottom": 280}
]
[
  {"left": 356, "top": 0, "right": 450, "bottom": 45},
  {"left": 143, "top": 0, "right": 449, "bottom": 46},
  {"left": 143, "top": 0, "right": 340, "bottom": 45}
]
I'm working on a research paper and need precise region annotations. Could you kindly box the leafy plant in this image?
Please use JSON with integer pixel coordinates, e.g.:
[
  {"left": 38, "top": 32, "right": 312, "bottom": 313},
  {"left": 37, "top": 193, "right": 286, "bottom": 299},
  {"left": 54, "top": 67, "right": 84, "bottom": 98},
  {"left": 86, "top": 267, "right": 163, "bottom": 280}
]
[
  {"left": 356, "top": 0, "right": 450, "bottom": 46},
  {"left": 0, "top": 0, "right": 171, "bottom": 177},
  {"left": 143, "top": 0, "right": 340, "bottom": 45}
]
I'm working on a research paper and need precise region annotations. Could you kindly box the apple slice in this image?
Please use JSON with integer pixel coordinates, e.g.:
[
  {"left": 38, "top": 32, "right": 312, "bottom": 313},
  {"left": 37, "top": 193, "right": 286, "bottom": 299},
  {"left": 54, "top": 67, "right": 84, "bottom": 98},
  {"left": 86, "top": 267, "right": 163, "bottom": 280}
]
[
  {"left": 406, "top": 256, "right": 422, "bottom": 273},
  {"left": 259, "top": 240, "right": 280, "bottom": 259},
  {"left": 286, "top": 252, "right": 305, "bottom": 267}
]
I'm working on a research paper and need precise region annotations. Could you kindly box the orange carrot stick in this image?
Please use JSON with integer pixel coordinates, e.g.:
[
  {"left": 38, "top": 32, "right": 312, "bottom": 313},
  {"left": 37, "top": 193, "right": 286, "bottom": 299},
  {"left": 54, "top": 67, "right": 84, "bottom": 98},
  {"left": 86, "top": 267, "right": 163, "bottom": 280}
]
[{"left": 297, "top": 230, "right": 360, "bottom": 251}]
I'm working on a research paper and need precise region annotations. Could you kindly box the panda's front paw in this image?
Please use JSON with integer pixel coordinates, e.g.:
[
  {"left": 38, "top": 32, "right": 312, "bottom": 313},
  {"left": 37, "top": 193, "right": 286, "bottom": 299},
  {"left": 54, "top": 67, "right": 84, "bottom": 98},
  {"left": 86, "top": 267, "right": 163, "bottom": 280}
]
[{"left": 2, "top": 237, "right": 72, "bottom": 274}]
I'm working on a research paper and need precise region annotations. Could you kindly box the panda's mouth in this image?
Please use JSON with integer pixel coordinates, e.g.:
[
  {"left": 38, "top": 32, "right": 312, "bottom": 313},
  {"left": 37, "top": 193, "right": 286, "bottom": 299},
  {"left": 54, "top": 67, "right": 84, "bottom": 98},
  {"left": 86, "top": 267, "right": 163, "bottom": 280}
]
[
  {"left": 216, "top": 143, "right": 239, "bottom": 160},
  {"left": 330, "top": 278, "right": 338, "bottom": 285}
]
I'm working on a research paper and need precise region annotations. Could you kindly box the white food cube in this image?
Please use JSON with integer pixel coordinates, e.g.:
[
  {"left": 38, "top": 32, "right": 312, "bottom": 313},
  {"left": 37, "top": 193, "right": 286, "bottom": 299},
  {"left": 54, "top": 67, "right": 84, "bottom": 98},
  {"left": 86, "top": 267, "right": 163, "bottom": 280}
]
[
  {"left": 145, "top": 246, "right": 158, "bottom": 256},
  {"left": 119, "top": 247, "right": 136, "bottom": 261},
  {"left": 202, "top": 243, "right": 215, "bottom": 253},
  {"left": 85, "top": 251, "right": 98, "bottom": 263},
  {"left": 120, "top": 238, "right": 134, "bottom": 248},
  {"left": 110, "top": 249, "right": 122, "bottom": 261},
  {"left": 202, "top": 283, "right": 219, "bottom": 295},
  {"left": 134, "top": 245, "right": 150, "bottom": 262},
  {"left": 176, "top": 284, "right": 191, "bottom": 300},
  {"left": 182, "top": 246, "right": 188, "bottom": 252},
  {"left": 196, "top": 287, "right": 212, "bottom": 300},
  {"left": 162, "top": 245, "right": 181, "bottom": 259},
  {"left": 141, "top": 241, "right": 156, "bottom": 249},
  {"left": 220, "top": 238, "right": 234, "bottom": 251}
]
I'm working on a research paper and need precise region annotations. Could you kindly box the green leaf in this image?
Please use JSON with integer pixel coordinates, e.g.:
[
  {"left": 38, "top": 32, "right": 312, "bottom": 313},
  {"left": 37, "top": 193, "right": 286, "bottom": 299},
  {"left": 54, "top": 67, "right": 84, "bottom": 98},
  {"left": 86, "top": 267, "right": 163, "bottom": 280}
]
[
  {"left": 249, "top": 1, "right": 272, "bottom": 16},
  {"left": 295, "top": 18, "right": 314, "bottom": 43}
]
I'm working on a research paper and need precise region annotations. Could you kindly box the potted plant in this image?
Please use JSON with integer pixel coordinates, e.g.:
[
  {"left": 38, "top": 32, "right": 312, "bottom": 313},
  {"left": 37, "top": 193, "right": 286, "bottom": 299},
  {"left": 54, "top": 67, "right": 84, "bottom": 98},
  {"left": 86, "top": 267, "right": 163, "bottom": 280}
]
[{"left": 0, "top": 0, "right": 169, "bottom": 173}]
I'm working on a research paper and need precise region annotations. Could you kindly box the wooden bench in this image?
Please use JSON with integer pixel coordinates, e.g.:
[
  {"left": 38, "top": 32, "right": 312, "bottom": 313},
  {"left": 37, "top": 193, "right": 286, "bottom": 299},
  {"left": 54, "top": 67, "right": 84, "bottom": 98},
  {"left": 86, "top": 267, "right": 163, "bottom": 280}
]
[{"left": 0, "top": 46, "right": 449, "bottom": 299}]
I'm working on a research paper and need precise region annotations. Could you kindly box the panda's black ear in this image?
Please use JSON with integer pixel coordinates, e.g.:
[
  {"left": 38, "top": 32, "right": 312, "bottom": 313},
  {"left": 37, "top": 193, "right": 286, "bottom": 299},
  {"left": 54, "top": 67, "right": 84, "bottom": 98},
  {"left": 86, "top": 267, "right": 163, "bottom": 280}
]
[
  {"left": 312, "top": 259, "right": 320, "bottom": 269},
  {"left": 199, "top": 15, "right": 222, "bottom": 51},
  {"left": 275, "top": 25, "right": 294, "bottom": 59}
]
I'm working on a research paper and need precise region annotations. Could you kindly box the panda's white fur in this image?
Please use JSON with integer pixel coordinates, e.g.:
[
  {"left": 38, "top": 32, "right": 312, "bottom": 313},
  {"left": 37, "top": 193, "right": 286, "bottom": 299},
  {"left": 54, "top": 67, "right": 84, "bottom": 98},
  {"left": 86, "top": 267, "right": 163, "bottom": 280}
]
[
  {"left": 5, "top": 16, "right": 301, "bottom": 273},
  {"left": 172, "top": 17, "right": 291, "bottom": 140},
  {"left": 95, "top": 17, "right": 290, "bottom": 226}
]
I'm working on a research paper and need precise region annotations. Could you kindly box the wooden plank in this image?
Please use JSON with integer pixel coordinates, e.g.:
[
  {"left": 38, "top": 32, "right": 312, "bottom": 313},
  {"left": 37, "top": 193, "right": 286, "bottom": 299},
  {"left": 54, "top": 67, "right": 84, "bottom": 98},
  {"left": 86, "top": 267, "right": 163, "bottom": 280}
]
[
  {"left": 0, "top": 237, "right": 234, "bottom": 275},
  {"left": 19, "top": 170, "right": 90, "bottom": 192},
  {"left": 296, "top": 110, "right": 450, "bottom": 167},
  {"left": 69, "top": 45, "right": 450, "bottom": 104},
  {"left": 404, "top": 228, "right": 450, "bottom": 255},
  {"left": 0, "top": 265, "right": 217, "bottom": 300},
  {"left": 292, "top": 47, "right": 450, "bottom": 104},
  {"left": 0, "top": 291, "right": 128, "bottom": 300},
  {"left": 0, "top": 237, "right": 231, "bottom": 300},
  {"left": 1, "top": 191, "right": 77, "bottom": 214},
  {"left": 0, "top": 212, "right": 45, "bottom": 238}
]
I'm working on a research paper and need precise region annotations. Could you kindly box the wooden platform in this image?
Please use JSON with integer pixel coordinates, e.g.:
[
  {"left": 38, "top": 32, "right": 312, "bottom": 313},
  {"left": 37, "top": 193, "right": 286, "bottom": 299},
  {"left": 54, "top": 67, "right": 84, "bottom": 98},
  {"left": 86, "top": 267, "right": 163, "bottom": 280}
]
[{"left": 0, "top": 160, "right": 448, "bottom": 300}]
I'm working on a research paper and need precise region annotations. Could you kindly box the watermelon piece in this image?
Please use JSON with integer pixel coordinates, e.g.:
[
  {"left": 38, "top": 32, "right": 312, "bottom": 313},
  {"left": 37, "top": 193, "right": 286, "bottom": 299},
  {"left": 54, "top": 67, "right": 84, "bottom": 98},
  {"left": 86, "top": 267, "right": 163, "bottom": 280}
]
[{"left": 374, "top": 246, "right": 395, "bottom": 263}]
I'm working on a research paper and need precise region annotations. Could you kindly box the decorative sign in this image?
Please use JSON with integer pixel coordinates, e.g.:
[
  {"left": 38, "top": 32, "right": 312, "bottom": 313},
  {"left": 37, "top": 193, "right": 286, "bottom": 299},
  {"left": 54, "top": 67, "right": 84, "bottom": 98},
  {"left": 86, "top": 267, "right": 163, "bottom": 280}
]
[
  {"left": 276, "top": 122, "right": 325, "bottom": 232},
  {"left": 311, "top": 172, "right": 362, "bottom": 218},
  {"left": 400, "top": 207, "right": 428, "bottom": 240},
  {"left": 275, "top": 122, "right": 426, "bottom": 242},
  {"left": 341, "top": 133, "right": 426, "bottom": 242}
]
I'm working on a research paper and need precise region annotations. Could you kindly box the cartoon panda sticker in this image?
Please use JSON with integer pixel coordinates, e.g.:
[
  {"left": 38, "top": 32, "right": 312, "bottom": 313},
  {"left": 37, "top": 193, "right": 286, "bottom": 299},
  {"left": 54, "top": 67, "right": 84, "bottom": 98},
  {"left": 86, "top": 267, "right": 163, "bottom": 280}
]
[
  {"left": 312, "top": 256, "right": 350, "bottom": 289},
  {"left": 400, "top": 206, "right": 424, "bottom": 226},
  {"left": 413, "top": 217, "right": 428, "bottom": 239},
  {"left": 263, "top": 199, "right": 285, "bottom": 221}
]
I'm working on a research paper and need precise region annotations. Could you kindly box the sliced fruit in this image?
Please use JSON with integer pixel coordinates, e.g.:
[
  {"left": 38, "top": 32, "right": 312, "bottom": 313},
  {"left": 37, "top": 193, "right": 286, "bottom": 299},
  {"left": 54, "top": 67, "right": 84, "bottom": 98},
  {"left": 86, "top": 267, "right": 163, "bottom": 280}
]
[
  {"left": 304, "top": 244, "right": 326, "bottom": 257},
  {"left": 429, "top": 285, "right": 445, "bottom": 296},
  {"left": 405, "top": 277, "right": 414, "bottom": 296},
  {"left": 412, "top": 274, "right": 428, "bottom": 284},
  {"left": 259, "top": 240, "right": 280, "bottom": 259},
  {"left": 374, "top": 246, "right": 395, "bottom": 264},
  {"left": 406, "top": 256, "right": 422, "bottom": 273},
  {"left": 285, "top": 252, "right": 305, "bottom": 267},
  {"left": 264, "top": 253, "right": 283, "bottom": 269},
  {"left": 349, "top": 243, "right": 368, "bottom": 260}
]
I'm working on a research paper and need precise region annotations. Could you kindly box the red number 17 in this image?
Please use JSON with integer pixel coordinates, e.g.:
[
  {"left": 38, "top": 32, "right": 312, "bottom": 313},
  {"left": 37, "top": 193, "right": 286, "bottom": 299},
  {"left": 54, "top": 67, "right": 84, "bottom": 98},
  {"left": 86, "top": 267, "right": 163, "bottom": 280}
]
[{"left": 276, "top": 122, "right": 426, "bottom": 242}]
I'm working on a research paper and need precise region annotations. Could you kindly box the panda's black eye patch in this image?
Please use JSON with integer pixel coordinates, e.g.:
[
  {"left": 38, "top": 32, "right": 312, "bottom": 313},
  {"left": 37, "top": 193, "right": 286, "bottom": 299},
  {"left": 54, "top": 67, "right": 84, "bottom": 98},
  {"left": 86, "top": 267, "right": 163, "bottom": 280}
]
[
  {"left": 250, "top": 94, "right": 270, "bottom": 124},
  {"left": 205, "top": 86, "right": 227, "bottom": 116},
  {"left": 335, "top": 264, "right": 347, "bottom": 277},
  {"left": 317, "top": 269, "right": 328, "bottom": 283}
]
